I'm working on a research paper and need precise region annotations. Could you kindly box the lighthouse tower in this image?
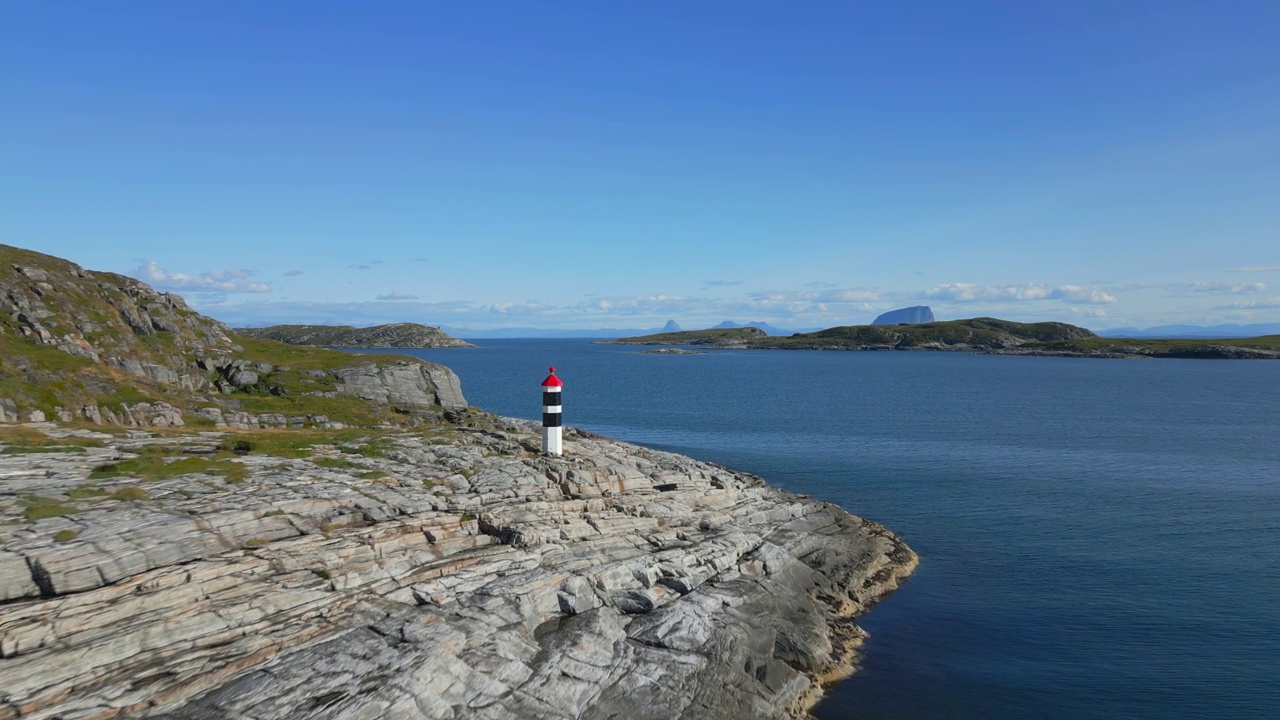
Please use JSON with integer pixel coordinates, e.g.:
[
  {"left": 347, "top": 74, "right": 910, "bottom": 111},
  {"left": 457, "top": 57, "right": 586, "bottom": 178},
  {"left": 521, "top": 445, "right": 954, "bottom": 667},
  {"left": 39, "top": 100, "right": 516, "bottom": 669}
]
[{"left": 541, "top": 367, "right": 563, "bottom": 456}]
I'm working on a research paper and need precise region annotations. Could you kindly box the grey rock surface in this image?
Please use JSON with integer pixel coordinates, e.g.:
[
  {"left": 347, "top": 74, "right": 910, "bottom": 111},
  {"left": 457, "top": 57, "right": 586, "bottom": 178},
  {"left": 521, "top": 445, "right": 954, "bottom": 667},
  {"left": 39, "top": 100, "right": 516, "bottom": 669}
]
[{"left": 0, "top": 419, "right": 915, "bottom": 720}]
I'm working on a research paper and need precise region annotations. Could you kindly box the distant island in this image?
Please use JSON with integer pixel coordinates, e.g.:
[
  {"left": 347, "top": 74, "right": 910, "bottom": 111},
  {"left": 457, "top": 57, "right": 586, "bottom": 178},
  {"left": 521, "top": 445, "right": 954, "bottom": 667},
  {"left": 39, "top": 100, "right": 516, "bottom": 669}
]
[
  {"left": 873, "top": 305, "right": 935, "bottom": 325},
  {"left": 603, "top": 317, "right": 1280, "bottom": 359},
  {"left": 235, "top": 323, "right": 475, "bottom": 348}
]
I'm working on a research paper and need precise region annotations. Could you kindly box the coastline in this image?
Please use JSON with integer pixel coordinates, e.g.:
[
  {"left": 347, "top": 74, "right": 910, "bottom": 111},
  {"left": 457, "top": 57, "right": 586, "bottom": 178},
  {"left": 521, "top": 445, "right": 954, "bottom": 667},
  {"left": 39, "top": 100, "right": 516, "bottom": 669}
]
[
  {"left": 609, "top": 341, "right": 1280, "bottom": 360},
  {"left": 0, "top": 416, "right": 915, "bottom": 720}
]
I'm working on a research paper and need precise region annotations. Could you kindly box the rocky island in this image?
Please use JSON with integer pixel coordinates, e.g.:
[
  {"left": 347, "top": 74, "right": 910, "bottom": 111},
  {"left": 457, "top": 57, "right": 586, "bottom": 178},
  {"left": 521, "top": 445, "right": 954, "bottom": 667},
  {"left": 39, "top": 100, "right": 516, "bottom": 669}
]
[
  {"left": 0, "top": 243, "right": 917, "bottom": 719},
  {"left": 236, "top": 323, "right": 475, "bottom": 349},
  {"left": 604, "top": 318, "right": 1280, "bottom": 359}
]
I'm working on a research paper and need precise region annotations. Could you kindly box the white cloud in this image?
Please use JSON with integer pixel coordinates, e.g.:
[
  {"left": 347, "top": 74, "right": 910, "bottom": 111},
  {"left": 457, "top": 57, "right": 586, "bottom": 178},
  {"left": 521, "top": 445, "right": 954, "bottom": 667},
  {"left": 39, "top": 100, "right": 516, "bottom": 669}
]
[
  {"left": 375, "top": 291, "right": 419, "bottom": 301},
  {"left": 749, "top": 288, "right": 882, "bottom": 303},
  {"left": 1228, "top": 266, "right": 1280, "bottom": 273},
  {"left": 925, "top": 283, "right": 1115, "bottom": 304},
  {"left": 132, "top": 261, "right": 272, "bottom": 294},
  {"left": 1189, "top": 281, "right": 1267, "bottom": 294},
  {"left": 283, "top": 270, "right": 304, "bottom": 277},
  {"left": 1219, "top": 297, "right": 1280, "bottom": 310},
  {"left": 1051, "top": 286, "right": 1118, "bottom": 304}
]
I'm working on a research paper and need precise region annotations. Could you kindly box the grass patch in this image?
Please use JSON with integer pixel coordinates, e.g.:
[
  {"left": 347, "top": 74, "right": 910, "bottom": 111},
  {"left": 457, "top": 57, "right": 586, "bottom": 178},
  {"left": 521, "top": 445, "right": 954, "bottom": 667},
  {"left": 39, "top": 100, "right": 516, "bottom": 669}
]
[
  {"left": 20, "top": 496, "right": 78, "bottom": 522},
  {"left": 0, "top": 445, "right": 88, "bottom": 454},
  {"left": 110, "top": 486, "right": 149, "bottom": 501},
  {"left": 67, "top": 485, "right": 108, "bottom": 500},
  {"left": 90, "top": 456, "right": 248, "bottom": 483},
  {"left": 313, "top": 457, "right": 363, "bottom": 470},
  {"left": 215, "top": 429, "right": 401, "bottom": 459},
  {"left": 361, "top": 470, "right": 389, "bottom": 480},
  {"left": 0, "top": 427, "right": 105, "bottom": 449},
  {"left": 337, "top": 438, "right": 391, "bottom": 458},
  {"left": 53, "top": 529, "right": 80, "bottom": 543},
  {"left": 460, "top": 512, "right": 475, "bottom": 522},
  {"left": 311, "top": 568, "right": 332, "bottom": 580},
  {"left": 244, "top": 537, "right": 269, "bottom": 548}
]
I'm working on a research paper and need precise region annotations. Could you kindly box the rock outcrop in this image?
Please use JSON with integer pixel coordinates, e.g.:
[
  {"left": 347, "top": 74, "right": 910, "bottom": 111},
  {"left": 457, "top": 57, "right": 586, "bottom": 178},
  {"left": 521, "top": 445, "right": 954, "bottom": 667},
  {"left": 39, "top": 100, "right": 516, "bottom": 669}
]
[
  {"left": 872, "top": 306, "right": 935, "bottom": 325},
  {"left": 235, "top": 323, "right": 475, "bottom": 349},
  {"left": 0, "top": 419, "right": 916, "bottom": 720}
]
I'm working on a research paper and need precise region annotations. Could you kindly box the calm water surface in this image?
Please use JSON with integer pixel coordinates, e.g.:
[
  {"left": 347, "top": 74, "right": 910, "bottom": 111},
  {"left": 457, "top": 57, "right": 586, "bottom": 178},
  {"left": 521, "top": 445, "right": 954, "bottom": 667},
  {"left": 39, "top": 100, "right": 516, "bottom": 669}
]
[{"left": 367, "top": 340, "right": 1280, "bottom": 720}]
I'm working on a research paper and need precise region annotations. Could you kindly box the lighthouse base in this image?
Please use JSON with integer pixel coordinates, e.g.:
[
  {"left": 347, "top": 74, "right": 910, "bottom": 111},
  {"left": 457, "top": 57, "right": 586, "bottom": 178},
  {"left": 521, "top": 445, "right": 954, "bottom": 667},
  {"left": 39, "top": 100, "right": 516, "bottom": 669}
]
[{"left": 542, "top": 426, "right": 563, "bottom": 456}]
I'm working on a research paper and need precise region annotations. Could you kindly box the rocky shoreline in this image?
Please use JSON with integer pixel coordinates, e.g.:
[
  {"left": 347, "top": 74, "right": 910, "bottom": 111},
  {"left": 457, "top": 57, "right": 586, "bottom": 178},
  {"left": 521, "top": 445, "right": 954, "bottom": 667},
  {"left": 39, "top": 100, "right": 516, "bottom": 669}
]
[{"left": 0, "top": 417, "right": 916, "bottom": 720}]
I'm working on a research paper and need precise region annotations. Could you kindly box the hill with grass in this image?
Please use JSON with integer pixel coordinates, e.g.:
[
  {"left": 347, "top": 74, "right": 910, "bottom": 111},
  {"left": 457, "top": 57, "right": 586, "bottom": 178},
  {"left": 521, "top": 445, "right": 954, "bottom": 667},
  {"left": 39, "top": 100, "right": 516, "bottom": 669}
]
[
  {"left": 0, "top": 244, "right": 467, "bottom": 428},
  {"left": 236, "top": 322, "right": 474, "bottom": 348},
  {"left": 607, "top": 318, "right": 1091, "bottom": 349},
  {"left": 605, "top": 317, "right": 1280, "bottom": 358}
]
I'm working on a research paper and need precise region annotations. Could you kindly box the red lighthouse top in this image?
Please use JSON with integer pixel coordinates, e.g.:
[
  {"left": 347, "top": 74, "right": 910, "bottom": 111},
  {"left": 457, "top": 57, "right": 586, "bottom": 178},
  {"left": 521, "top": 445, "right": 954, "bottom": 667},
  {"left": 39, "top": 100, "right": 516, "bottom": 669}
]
[{"left": 541, "top": 366, "right": 563, "bottom": 387}]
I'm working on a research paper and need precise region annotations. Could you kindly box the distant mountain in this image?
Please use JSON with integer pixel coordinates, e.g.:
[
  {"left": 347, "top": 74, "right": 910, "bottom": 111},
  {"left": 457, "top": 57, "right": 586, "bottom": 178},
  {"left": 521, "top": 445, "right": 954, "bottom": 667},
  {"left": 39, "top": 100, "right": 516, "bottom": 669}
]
[
  {"left": 707, "top": 320, "right": 790, "bottom": 335},
  {"left": 235, "top": 323, "right": 474, "bottom": 348},
  {"left": 661, "top": 319, "right": 683, "bottom": 333},
  {"left": 1097, "top": 323, "right": 1280, "bottom": 338},
  {"left": 873, "top": 306, "right": 935, "bottom": 325}
]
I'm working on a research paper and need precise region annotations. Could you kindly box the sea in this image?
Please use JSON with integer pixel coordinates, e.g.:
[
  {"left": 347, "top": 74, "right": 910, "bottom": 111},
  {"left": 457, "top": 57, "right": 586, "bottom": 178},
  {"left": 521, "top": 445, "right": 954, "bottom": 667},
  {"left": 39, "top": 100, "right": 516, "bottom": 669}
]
[{"left": 358, "top": 340, "right": 1280, "bottom": 720}]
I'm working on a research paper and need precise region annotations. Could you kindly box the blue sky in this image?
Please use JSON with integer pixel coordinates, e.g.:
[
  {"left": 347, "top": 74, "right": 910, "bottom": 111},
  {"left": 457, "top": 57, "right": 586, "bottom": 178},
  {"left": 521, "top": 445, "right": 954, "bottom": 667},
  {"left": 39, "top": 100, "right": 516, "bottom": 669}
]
[{"left": 3, "top": 1, "right": 1279, "bottom": 332}]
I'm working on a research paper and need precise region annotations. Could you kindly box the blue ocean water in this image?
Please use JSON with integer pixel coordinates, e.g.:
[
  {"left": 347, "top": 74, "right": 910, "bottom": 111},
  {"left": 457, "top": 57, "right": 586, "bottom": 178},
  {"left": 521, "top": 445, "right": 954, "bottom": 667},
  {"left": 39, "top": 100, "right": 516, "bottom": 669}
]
[{"left": 364, "top": 340, "right": 1280, "bottom": 720}]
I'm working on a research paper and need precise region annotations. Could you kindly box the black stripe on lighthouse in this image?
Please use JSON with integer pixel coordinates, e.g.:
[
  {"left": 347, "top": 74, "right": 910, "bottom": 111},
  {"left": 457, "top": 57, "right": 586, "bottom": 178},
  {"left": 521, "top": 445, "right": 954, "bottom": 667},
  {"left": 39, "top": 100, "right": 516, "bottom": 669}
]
[
  {"left": 543, "top": 391, "right": 562, "bottom": 406},
  {"left": 542, "top": 412, "right": 562, "bottom": 427}
]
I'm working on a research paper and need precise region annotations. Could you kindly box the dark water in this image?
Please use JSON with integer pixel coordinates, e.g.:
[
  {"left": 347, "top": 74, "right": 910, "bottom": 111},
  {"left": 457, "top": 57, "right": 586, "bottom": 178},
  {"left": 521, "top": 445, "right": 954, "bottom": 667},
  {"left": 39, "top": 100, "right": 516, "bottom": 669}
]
[{"left": 364, "top": 340, "right": 1280, "bottom": 720}]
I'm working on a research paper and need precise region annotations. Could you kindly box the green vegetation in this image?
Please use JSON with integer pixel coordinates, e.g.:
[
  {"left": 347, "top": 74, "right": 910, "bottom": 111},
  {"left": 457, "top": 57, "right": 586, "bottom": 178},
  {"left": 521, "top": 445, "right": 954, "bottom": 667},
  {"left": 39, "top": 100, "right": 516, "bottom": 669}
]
[
  {"left": 311, "top": 568, "right": 332, "bottom": 580},
  {"left": 1036, "top": 335, "right": 1280, "bottom": 354},
  {"left": 21, "top": 496, "right": 78, "bottom": 521},
  {"left": 234, "top": 323, "right": 473, "bottom": 349},
  {"left": 67, "top": 485, "right": 108, "bottom": 500},
  {"left": 0, "top": 444, "right": 88, "bottom": 454},
  {"left": 0, "top": 427, "right": 105, "bottom": 450},
  {"left": 244, "top": 537, "right": 270, "bottom": 548},
  {"left": 53, "top": 529, "right": 80, "bottom": 543},
  {"left": 110, "top": 487, "right": 150, "bottom": 501},
  {"left": 90, "top": 456, "right": 248, "bottom": 483},
  {"left": 216, "top": 429, "right": 398, "bottom": 459},
  {"left": 313, "top": 457, "right": 363, "bottom": 470}
]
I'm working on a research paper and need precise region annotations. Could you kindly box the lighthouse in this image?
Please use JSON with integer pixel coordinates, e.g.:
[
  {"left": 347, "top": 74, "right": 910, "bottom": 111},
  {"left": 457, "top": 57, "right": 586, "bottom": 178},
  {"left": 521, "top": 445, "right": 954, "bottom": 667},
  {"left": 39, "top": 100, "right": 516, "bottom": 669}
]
[{"left": 541, "top": 367, "right": 563, "bottom": 455}]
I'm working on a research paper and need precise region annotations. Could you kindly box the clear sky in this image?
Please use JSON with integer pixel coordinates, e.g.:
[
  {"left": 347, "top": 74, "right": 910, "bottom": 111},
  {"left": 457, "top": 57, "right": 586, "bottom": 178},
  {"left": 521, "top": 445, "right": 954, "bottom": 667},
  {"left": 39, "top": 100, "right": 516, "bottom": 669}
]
[{"left": 3, "top": 1, "right": 1279, "bottom": 332}]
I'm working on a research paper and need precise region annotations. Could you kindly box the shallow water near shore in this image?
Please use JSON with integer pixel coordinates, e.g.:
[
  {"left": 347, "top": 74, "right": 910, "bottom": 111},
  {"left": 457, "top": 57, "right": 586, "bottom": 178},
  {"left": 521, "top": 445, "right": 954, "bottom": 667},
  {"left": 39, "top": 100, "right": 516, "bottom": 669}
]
[{"left": 366, "top": 340, "right": 1280, "bottom": 720}]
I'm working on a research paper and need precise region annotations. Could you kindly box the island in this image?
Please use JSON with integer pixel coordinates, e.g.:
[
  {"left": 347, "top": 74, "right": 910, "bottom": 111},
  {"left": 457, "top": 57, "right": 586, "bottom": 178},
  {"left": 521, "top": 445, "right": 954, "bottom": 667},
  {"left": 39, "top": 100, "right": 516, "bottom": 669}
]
[
  {"left": 235, "top": 322, "right": 475, "bottom": 348},
  {"left": 0, "top": 243, "right": 916, "bottom": 719},
  {"left": 603, "top": 317, "right": 1280, "bottom": 359}
]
